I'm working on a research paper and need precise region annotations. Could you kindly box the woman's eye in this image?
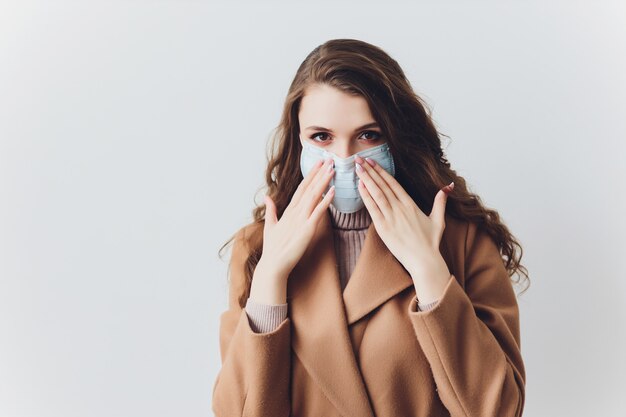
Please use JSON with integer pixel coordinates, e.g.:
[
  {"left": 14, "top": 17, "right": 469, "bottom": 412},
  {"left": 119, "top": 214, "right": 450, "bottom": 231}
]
[
  {"left": 310, "top": 131, "right": 382, "bottom": 143},
  {"left": 310, "top": 132, "right": 330, "bottom": 142},
  {"left": 360, "top": 130, "right": 382, "bottom": 141}
]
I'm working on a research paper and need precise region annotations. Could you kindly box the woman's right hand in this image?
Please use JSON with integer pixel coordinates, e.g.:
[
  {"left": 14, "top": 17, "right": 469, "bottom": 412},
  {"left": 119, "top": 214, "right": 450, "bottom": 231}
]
[{"left": 249, "top": 157, "right": 335, "bottom": 304}]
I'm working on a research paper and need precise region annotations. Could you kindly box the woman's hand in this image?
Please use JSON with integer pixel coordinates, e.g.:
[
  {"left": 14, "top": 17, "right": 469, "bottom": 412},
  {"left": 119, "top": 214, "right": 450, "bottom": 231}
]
[
  {"left": 354, "top": 154, "right": 454, "bottom": 304},
  {"left": 256, "top": 157, "right": 336, "bottom": 285}
]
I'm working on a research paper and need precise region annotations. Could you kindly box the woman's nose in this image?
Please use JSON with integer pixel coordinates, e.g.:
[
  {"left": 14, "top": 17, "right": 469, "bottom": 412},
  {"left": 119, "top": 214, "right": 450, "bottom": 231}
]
[{"left": 332, "top": 144, "right": 358, "bottom": 159}]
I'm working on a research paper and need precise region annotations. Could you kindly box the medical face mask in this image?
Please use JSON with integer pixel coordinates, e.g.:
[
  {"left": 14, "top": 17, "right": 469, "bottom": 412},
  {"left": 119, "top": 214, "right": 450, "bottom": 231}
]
[{"left": 299, "top": 140, "right": 396, "bottom": 214}]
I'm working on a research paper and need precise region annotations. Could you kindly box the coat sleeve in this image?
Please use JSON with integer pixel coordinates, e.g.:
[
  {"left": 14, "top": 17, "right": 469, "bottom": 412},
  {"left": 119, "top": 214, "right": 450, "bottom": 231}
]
[
  {"left": 211, "top": 227, "right": 292, "bottom": 417},
  {"left": 407, "top": 221, "right": 526, "bottom": 417}
]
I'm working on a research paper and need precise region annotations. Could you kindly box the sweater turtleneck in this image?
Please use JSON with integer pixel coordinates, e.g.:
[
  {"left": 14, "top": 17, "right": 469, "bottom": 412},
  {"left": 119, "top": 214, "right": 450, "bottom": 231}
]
[
  {"left": 244, "top": 204, "right": 439, "bottom": 333},
  {"left": 328, "top": 203, "right": 372, "bottom": 230},
  {"left": 327, "top": 204, "right": 372, "bottom": 291}
]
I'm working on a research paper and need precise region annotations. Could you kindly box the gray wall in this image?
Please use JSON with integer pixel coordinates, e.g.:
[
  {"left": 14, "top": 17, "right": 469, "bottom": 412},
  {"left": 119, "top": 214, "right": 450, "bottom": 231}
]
[{"left": 1, "top": 1, "right": 624, "bottom": 416}]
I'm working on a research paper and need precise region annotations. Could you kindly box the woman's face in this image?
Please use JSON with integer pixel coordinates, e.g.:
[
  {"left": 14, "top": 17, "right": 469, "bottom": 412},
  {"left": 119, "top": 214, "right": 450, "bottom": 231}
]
[{"left": 298, "top": 83, "right": 386, "bottom": 158}]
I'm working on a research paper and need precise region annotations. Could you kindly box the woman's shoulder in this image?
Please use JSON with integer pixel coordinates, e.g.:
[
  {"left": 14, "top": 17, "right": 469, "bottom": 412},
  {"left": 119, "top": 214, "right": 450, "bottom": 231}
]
[
  {"left": 441, "top": 214, "right": 491, "bottom": 262},
  {"left": 443, "top": 213, "right": 488, "bottom": 243},
  {"left": 444, "top": 214, "right": 502, "bottom": 270},
  {"left": 442, "top": 213, "right": 470, "bottom": 242}
]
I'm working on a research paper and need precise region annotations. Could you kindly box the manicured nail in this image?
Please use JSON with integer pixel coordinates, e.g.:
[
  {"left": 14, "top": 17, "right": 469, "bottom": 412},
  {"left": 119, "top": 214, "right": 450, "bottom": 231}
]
[
  {"left": 355, "top": 162, "right": 363, "bottom": 172},
  {"left": 365, "top": 157, "right": 376, "bottom": 167}
]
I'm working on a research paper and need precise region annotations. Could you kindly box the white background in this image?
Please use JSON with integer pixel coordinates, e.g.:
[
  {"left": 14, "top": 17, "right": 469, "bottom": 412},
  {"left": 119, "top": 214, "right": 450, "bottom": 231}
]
[{"left": 1, "top": 1, "right": 625, "bottom": 416}]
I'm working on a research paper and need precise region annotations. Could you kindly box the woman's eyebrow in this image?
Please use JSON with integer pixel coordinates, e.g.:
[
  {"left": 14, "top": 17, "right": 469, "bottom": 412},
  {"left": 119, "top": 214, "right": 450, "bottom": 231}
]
[{"left": 304, "top": 122, "right": 379, "bottom": 132}]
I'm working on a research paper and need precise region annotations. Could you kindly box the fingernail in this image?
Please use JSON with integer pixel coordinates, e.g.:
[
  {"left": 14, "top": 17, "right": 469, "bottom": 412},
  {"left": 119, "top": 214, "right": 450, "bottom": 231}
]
[
  {"left": 365, "top": 157, "right": 376, "bottom": 167},
  {"left": 355, "top": 162, "right": 363, "bottom": 172}
]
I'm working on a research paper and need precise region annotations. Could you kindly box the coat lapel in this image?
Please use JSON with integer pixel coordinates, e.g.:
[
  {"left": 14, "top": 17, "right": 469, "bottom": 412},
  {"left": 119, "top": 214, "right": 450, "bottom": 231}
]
[
  {"left": 286, "top": 208, "right": 417, "bottom": 417},
  {"left": 341, "top": 213, "right": 416, "bottom": 326}
]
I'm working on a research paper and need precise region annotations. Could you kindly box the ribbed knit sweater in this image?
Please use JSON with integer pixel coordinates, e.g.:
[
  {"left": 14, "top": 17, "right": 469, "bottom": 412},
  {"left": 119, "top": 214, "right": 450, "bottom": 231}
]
[{"left": 244, "top": 205, "right": 440, "bottom": 333}]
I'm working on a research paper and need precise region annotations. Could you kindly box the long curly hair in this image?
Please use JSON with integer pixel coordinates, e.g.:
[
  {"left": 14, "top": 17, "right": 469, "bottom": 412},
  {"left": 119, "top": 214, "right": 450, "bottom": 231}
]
[{"left": 218, "top": 38, "right": 530, "bottom": 309}]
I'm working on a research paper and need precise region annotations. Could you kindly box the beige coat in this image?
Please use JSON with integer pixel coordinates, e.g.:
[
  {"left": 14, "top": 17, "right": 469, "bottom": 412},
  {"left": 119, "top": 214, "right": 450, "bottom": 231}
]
[{"left": 212, "top": 210, "right": 526, "bottom": 416}]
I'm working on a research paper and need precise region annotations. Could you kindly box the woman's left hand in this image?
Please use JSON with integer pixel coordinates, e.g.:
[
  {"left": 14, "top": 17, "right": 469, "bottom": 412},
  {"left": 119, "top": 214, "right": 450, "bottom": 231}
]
[{"left": 355, "top": 155, "right": 454, "bottom": 304}]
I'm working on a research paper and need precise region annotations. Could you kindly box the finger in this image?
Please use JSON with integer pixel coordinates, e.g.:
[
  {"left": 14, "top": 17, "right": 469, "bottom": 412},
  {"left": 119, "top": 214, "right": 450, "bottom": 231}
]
[
  {"left": 304, "top": 160, "right": 335, "bottom": 216},
  {"left": 357, "top": 176, "right": 383, "bottom": 223},
  {"left": 429, "top": 182, "right": 453, "bottom": 229},
  {"left": 291, "top": 158, "right": 329, "bottom": 206},
  {"left": 310, "top": 185, "right": 335, "bottom": 223},
  {"left": 355, "top": 161, "right": 392, "bottom": 218},
  {"left": 356, "top": 156, "right": 399, "bottom": 209},
  {"left": 361, "top": 156, "right": 414, "bottom": 207},
  {"left": 291, "top": 158, "right": 324, "bottom": 206}
]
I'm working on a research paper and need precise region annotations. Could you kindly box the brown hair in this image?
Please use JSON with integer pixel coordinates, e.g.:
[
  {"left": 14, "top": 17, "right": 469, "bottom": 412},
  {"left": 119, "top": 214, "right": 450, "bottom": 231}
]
[{"left": 218, "top": 38, "right": 530, "bottom": 309}]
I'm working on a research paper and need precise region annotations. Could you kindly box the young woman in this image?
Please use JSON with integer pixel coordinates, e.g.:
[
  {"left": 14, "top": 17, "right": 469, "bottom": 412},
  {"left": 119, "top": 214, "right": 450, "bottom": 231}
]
[{"left": 212, "top": 38, "right": 529, "bottom": 417}]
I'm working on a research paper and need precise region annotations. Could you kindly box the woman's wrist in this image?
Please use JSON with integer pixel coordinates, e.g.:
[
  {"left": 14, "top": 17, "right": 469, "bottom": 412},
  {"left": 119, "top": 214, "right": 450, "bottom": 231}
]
[{"left": 249, "top": 259, "right": 288, "bottom": 304}]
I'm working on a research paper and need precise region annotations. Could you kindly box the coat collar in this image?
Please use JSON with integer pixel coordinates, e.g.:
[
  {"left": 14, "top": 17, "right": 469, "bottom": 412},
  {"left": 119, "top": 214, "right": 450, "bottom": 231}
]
[{"left": 286, "top": 208, "right": 422, "bottom": 417}]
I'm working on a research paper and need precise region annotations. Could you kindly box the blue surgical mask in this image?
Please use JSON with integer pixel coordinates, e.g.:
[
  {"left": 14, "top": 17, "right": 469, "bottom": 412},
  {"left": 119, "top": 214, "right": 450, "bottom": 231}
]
[{"left": 299, "top": 141, "right": 396, "bottom": 213}]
